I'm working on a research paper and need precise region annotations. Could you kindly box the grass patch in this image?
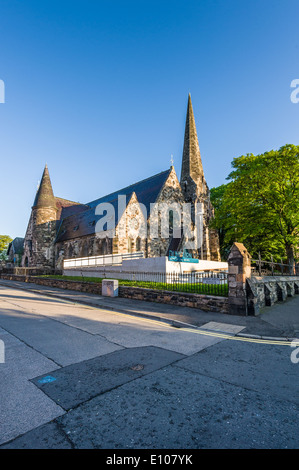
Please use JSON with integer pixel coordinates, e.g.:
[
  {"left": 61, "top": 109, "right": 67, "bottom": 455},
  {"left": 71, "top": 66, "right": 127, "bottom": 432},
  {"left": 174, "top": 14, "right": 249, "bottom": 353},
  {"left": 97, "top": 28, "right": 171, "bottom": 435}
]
[{"left": 38, "top": 275, "right": 228, "bottom": 297}]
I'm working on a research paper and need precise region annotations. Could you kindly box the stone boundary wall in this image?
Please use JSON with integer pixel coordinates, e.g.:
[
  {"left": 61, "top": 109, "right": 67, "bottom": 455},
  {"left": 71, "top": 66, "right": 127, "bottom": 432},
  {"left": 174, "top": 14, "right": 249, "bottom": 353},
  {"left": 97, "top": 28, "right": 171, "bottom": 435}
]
[
  {"left": 0, "top": 274, "right": 103, "bottom": 295},
  {"left": 247, "top": 275, "right": 299, "bottom": 316},
  {"left": 0, "top": 274, "right": 228, "bottom": 314},
  {"left": 226, "top": 242, "right": 299, "bottom": 316},
  {"left": 118, "top": 285, "right": 228, "bottom": 313}
]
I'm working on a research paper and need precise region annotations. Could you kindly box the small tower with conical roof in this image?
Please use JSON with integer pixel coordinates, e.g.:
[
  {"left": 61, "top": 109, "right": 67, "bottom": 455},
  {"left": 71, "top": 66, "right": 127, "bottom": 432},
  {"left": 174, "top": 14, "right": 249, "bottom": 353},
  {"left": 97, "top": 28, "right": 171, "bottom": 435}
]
[
  {"left": 180, "top": 94, "right": 220, "bottom": 261},
  {"left": 22, "top": 165, "right": 57, "bottom": 269}
]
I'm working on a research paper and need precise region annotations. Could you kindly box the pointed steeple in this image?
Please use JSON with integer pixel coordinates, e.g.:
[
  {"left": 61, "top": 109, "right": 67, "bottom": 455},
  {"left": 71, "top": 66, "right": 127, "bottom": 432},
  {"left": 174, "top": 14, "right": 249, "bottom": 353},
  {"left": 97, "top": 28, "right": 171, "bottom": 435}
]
[
  {"left": 180, "top": 94, "right": 206, "bottom": 200},
  {"left": 33, "top": 164, "right": 56, "bottom": 208}
]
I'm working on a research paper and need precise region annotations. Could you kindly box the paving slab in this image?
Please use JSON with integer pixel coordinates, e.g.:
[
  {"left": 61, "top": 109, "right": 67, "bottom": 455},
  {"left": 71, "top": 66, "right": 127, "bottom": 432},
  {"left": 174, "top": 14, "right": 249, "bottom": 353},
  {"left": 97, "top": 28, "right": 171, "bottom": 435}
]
[
  {"left": 83, "top": 318, "right": 229, "bottom": 355},
  {"left": 1, "top": 422, "right": 73, "bottom": 449},
  {"left": 260, "top": 295, "right": 299, "bottom": 337},
  {"left": 0, "top": 326, "right": 58, "bottom": 379},
  {"left": 0, "top": 327, "right": 64, "bottom": 445},
  {"left": 199, "top": 321, "right": 245, "bottom": 334},
  {"left": 0, "top": 306, "right": 123, "bottom": 367},
  {"left": 31, "top": 346, "right": 185, "bottom": 410},
  {"left": 54, "top": 366, "right": 299, "bottom": 449}
]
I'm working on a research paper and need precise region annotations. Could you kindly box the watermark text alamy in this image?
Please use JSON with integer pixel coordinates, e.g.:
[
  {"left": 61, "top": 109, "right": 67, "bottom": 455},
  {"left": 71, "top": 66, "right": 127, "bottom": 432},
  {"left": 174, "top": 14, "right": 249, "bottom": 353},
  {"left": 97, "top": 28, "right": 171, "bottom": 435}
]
[{"left": 0, "top": 79, "right": 5, "bottom": 103}]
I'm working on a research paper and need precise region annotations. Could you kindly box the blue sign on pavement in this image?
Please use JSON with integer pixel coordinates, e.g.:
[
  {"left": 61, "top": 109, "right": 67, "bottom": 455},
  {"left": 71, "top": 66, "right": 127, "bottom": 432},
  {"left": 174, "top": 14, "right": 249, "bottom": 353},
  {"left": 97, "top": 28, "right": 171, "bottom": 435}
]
[{"left": 38, "top": 375, "right": 57, "bottom": 384}]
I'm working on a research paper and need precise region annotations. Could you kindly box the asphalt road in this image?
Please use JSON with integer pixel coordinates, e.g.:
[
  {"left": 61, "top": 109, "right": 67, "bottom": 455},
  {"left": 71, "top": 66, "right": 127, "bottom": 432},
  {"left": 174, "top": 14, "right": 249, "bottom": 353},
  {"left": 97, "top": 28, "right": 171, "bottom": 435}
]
[{"left": 0, "top": 284, "right": 298, "bottom": 449}]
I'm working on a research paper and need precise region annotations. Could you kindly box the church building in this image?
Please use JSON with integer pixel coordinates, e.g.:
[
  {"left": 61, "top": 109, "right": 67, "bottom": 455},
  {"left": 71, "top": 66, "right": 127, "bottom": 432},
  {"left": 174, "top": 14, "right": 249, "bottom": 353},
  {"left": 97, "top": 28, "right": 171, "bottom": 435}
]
[{"left": 21, "top": 95, "right": 220, "bottom": 271}]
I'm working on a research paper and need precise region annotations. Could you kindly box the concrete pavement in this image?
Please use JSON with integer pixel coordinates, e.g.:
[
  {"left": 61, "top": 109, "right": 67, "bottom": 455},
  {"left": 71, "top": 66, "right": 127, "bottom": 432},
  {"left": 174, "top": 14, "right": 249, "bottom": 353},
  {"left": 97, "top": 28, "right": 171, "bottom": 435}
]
[
  {"left": 0, "top": 284, "right": 243, "bottom": 446},
  {"left": 0, "top": 282, "right": 298, "bottom": 449}
]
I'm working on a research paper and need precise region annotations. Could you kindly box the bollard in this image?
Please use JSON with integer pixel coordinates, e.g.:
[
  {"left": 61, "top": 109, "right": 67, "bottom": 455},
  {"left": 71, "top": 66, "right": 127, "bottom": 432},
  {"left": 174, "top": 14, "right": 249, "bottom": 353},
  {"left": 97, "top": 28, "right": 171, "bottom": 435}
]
[{"left": 102, "top": 279, "right": 119, "bottom": 297}]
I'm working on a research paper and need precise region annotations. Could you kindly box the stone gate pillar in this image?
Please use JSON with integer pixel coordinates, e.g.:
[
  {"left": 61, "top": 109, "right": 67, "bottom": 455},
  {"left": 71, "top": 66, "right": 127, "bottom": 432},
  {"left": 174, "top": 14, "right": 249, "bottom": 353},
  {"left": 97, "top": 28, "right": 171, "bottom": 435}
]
[{"left": 227, "top": 242, "right": 251, "bottom": 316}]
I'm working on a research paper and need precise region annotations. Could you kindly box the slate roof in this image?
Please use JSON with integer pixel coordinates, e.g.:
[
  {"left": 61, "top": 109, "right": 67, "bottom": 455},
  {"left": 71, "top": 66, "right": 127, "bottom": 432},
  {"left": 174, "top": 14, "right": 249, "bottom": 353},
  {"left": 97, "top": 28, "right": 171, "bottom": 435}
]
[
  {"left": 55, "top": 169, "right": 171, "bottom": 243},
  {"left": 55, "top": 197, "right": 89, "bottom": 220},
  {"left": 87, "top": 169, "right": 172, "bottom": 214}
]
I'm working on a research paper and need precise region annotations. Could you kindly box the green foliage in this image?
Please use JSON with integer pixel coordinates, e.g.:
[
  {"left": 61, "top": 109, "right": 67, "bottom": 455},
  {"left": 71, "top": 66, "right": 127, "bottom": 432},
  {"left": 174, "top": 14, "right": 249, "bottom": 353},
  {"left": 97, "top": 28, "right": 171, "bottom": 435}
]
[
  {"left": 210, "top": 145, "right": 299, "bottom": 263},
  {"left": 0, "top": 235, "right": 12, "bottom": 253},
  {"left": 0, "top": 235, "right": 12, "bottom": 261},
  {"left": 210, "top": 184, "right": 234, "bottom": 260}
]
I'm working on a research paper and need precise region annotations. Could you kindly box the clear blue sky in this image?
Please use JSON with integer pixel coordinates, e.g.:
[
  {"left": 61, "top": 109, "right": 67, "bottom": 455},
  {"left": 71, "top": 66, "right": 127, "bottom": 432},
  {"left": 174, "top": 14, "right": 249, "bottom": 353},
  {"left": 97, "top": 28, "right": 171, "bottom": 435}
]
[{"left": 1, "top": 0, "right": 298, "bottom": 239}]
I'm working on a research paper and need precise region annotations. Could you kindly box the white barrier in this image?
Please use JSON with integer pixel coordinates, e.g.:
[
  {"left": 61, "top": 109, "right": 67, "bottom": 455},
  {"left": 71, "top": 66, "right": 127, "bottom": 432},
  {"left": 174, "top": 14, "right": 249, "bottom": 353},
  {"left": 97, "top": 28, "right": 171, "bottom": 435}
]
[{"left": 63, "top": 251, "right": 144, "bottom": 269}]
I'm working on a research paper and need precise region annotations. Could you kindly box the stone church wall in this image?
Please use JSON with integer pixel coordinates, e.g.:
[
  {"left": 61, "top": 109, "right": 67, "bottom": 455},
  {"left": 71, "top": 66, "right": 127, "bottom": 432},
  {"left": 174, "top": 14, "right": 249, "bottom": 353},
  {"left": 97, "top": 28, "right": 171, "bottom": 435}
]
[
  {"left": 55, "top": 168, "right": 186, "bottom": 269},
  {"left": 147, "top": 167, "right": 184, "bottom": 258},
  {"left": 22, "top": 207, "right": 57, "bottom": 269}
]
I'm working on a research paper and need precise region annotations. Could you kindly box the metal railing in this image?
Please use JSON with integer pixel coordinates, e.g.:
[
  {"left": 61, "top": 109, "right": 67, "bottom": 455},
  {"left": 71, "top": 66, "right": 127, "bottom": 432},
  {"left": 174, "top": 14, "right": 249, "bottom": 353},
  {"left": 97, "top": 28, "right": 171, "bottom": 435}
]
[
  {"left": 63, "top": 251, "right": 144, "bottom": 269},
  {"left": 251, "top": 254, "right": 299, "bottom": 276}
]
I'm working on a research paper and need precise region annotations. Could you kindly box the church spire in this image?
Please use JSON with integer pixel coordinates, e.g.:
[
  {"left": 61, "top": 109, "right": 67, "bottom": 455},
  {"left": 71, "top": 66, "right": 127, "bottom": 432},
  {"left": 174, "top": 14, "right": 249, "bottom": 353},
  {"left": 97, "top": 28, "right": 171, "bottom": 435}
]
[
  {"left": 33, "top": 164, "right": 56, "bottom": 208},
  {"left": 180, "top": 94, "right": 206, "bottom": 201}
]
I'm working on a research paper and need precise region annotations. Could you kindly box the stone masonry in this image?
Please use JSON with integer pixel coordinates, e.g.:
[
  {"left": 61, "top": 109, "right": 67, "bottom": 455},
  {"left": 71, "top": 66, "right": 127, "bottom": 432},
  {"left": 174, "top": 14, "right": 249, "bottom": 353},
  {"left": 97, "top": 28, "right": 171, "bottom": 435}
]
[
  {"left": 228, "top": 242, "right": 299, "bottom": 316},
  {"left": 227, "top": 242, "right": 252, "bottom": 315},
  {"left": 22, "top": 165, "right": 58, "bottom": 269}
]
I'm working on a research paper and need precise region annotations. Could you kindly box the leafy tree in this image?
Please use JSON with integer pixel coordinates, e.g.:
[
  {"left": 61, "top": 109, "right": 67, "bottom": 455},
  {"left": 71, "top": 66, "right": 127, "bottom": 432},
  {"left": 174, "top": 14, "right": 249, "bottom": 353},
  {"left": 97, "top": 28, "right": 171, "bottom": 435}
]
[
  {"left": 0, "top": 235, "right": 12, "bottom": 261},
  {"left": 210, "top": 145, "right": 299, "bottom": 265},
  {"left": 210, "top": 184, "right": 234, "bottom": 260}
]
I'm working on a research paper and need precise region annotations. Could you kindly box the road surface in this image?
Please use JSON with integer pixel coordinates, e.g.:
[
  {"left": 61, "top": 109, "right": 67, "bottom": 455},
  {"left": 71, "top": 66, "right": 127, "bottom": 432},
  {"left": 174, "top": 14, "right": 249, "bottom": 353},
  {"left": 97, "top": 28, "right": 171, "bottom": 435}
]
[{"left": 0, "top": 284, "right": 298, "bottom": 449}]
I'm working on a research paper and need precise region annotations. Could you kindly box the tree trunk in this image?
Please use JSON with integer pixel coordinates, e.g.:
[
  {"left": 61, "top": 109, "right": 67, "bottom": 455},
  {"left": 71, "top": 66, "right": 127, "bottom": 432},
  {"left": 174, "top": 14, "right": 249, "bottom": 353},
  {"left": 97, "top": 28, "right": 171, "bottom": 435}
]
[{"left": 286, "top": 244, "right": 295, "bottom": 274}]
